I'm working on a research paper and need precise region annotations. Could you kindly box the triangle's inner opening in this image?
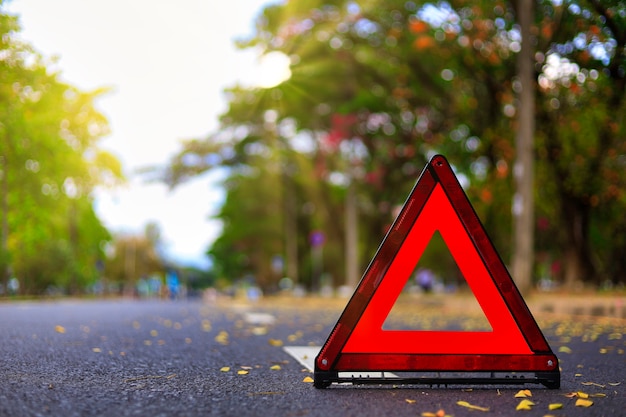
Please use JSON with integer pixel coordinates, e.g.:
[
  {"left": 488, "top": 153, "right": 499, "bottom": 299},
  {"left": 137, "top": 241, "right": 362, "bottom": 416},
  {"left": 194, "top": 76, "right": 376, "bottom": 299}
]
[{"left": 382, "top": 230, "right": 492, "bottom": 331}]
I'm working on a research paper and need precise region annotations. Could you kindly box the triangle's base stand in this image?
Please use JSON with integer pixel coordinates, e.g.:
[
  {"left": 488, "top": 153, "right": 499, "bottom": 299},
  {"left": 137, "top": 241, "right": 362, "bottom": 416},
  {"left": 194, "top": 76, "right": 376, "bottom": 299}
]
[{"left": 314, "top": 370, "right": 560, "bottom": 390}]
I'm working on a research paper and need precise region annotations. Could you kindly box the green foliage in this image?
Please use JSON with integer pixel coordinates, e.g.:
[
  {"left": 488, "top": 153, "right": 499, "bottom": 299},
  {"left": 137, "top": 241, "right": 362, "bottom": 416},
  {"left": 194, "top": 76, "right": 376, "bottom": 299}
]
[
  {"left": 165, "top": 0, "right": 626, "bottom": 290},
  {"left": 206, "top": 143, "right": 349, "bottom": 291},
  {"left": 180, "top": 266, "right": 215, "bottom": 291},
  {"left": 531, "top": 0, "right": 626, "bottom": 285},
  {"left": 0, "top": 6, "right": 124, "bottom": 295}
]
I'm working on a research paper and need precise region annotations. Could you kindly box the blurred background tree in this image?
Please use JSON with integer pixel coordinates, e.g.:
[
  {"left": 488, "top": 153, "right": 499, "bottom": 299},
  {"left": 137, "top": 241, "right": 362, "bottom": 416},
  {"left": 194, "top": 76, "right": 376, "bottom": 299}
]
[
  {"left": 103, "top": 223, "right": 166, "bottom": 296},
  {"left": 0, "top": 7, "right": 125, "bottom": 295},
  {"left": 162, "top": 0, "right": 625, "bottom": 293}
]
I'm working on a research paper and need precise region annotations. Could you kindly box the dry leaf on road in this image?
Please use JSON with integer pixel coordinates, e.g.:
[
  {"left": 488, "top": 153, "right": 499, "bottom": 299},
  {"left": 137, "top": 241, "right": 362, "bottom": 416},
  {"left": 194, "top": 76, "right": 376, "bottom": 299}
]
[
  {"left": 515, "top": 399, "right": 535, "bottom": 411},
  {"left": 456, "top": 400, "right": 489, "bottom": 412},
  {"left": 575, "top": 398, "right": 594, "bottom": 407}
]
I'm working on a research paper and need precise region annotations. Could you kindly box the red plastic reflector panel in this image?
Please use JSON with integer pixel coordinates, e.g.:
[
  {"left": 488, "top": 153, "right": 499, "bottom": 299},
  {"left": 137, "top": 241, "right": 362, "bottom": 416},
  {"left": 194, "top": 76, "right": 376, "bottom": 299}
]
[{"left": 315, "top": 155, "right": 558, "bottom": 384}]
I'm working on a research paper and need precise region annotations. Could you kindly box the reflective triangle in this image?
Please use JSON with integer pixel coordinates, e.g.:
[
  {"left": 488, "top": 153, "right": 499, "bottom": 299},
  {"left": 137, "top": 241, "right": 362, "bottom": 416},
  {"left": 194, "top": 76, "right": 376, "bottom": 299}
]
[{"left": 314, "top": 155, "right": 559, "bottom": 388}]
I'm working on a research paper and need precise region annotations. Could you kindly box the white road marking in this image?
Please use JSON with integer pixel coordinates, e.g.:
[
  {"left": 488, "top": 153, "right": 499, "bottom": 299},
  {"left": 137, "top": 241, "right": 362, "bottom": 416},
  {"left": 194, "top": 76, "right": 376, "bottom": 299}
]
[
  {"left": 283, "top": 345, "right": 398, "bottom": 379},
  {"left": 243, "top": 312, "right": 276, "bottom": 325},
  {"left": 283, "top": 346, "right": 318, "bottom": 371}
]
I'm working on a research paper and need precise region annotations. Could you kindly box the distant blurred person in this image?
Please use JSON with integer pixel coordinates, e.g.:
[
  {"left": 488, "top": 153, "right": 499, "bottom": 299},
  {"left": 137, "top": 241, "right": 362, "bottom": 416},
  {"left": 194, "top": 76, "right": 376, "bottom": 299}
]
[
  {"left": 166, "top": 270, "right": 180, "bottom": 300},
  {"left": 416, "top": 268, "right": 434, "bottom": 293}
]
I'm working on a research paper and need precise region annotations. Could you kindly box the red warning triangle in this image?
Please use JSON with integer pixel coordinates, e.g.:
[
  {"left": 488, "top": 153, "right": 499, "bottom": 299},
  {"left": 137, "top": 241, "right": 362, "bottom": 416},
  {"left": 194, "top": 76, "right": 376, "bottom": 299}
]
[{"left": 314, "top": 155, "right": 559, "bottom": 389}]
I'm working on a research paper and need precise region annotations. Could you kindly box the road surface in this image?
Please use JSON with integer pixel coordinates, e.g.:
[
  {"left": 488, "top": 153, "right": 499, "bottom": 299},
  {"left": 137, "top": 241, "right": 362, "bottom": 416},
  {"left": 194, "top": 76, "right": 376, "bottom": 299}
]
[{"left": 0, "top": 296, "right": 623, "bottom": 416}]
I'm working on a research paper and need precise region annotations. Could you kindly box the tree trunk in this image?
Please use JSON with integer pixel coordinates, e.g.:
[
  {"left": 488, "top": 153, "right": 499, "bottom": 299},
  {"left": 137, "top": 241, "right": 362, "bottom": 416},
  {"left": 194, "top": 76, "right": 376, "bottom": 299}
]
[
  {"left": 1, "top": 155, "right": 8, "bottom": 293},
  {"left": 284, "top": 172, "right": 298, "bottom": 285},
  {"left": 561, "top": 196, "right": 595, "bottom": 288},
  {"left": 345, "top": 178, "right": 358, "bottom": 289},
  {"left": 511, "top": 0, "right": 535, "bottom": 295}
]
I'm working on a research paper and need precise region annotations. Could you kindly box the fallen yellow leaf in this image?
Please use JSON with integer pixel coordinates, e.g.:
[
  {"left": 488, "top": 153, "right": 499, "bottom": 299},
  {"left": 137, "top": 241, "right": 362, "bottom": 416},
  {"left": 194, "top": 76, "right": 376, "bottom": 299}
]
[
  {"left": 405, "top": 399, "right": 416, "bottom": 404},
  {"left": 575, "top": 398, "right": 593, "bottom": 407},
  {"left": 456, "top": 400, "right": 489, "bottom": 412},
  {"left": 590, "top": 393, "right": 607, "bottom": 398},
  {"left": 558, "top": 346, "right": 572, "bottom": 354},
  {"left": 268, "top": 338, "right": 283, "bottom": 347},
  {"left": 516, "top": 399, "right": 535, "bottom": 410},
  {"left": 577, "top": 391, "right": 589, "bottom": 399},
  {"left": 581, "top": 381, "right": 605, "bottom": 388},
  {"left": 220, "top": 367, "right": 230, "bottom": 372},
  {"left": 215, "top": 330, "right": 229, "bottom": 345},
  {"left": 302, "top": 376, "right": 314, "bottom": 383},
  {"left": 92, "top": 347, "right": 102, "bottom": 353},
  {"left": 269, "top": 365, "right": 281, "bottom": 370},
  {"left": 251, "top": 326, "right": 268, "bottom": 336},
  {"left": 237, "top": 370, "right": 249, "bottom": 375},
  {"left": 54, "top": 325, "right": 66, "bottom": 334},
  {"left": 514, "top": 389, "right": 532, "bottom": 398},
  {"left": 421, "top": 413, "right": 436, "bottom": 417},
  {"left": 548, "top": 403, "right": 563, "bottom": 410}
]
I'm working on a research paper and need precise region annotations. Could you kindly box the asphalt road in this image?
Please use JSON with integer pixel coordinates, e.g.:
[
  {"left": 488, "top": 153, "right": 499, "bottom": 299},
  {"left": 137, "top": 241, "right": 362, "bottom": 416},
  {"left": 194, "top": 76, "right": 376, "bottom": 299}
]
[{"left": 0, "top": 297, "right": 624, "bottom": 417}]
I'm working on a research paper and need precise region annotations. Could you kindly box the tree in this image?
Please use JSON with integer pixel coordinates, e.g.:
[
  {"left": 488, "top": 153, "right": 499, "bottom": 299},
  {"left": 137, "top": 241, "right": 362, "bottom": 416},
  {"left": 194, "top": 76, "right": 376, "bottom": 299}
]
[
  {"left": 163, "top": 0, "right": 626, "bottom": 291},
  {"left": 165, "top": 0, "right": 523, "bottom": 289},
  {"left": 533, "top": 0, "right": 626, "bottom": 287},
  {"left": 104, "top": 223, "right": 165, "bottom": 295},
  {"left": 0, "top": 5, "right": 124, "bottom": 294},
  {"left": 208, "top": 160, "right": 284, "bottom": 290}
]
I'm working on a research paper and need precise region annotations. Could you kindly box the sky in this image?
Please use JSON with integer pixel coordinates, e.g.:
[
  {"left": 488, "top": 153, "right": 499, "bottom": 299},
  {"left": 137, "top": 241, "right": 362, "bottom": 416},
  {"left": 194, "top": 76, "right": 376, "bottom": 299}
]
[{"left": 5, "top": 0, "right": 284, "bottom": 269}]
